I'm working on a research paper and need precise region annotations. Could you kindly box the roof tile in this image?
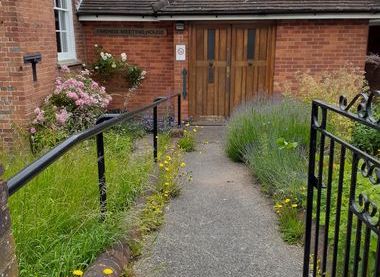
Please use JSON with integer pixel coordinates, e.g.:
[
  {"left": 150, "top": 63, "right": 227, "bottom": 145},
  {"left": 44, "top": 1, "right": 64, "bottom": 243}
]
[{"left": 78, "top": 0, "right": 380, "bottom": 16}]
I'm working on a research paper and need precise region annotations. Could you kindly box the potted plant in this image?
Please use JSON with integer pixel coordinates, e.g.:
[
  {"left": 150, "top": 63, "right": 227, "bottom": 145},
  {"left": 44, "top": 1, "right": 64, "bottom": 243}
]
[{"left": 91, "top": 45, "right": 147, "bottom": 111}]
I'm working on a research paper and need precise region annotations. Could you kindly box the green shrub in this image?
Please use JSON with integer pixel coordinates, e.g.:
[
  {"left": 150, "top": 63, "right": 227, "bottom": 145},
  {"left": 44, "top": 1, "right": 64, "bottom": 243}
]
[
  {"left": 226, "top": 98, "right": 309, "bottom": 163},
  {"left": 4, "top": 131, "right": 156, "bottom": 276},
  {"left": 352, "top": 123, "right": 380, "bottom": 156},
  {"left": 225, "top": 98, "right": 309, "bottom": 244},
  {"left": 284, "top": 66, "right": 368, "bottom": 140}
]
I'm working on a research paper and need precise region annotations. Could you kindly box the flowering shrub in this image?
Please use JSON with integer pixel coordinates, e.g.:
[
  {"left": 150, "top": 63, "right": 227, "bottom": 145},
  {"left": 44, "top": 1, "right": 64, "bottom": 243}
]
[
  {"left": 30, "top": 66, "right": 111, "bottom": 152},
  {"left": 285, "top": 66, "right": 368, "bottom": 140},
  {"left": 91, "top": 45, "right": 146, "bottom": 92}
]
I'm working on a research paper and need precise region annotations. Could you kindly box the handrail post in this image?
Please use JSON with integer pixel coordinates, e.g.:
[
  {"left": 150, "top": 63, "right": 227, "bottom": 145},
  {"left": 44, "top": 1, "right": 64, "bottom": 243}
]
[
  {"left": 153, "top": 100, "right": 159, "bottom": 162},
  {"left": 177, "top": 94, "right": 181, "bottom": 128},
  {"left": 96, "top": 132, "right": 107, "bottom": 220}
]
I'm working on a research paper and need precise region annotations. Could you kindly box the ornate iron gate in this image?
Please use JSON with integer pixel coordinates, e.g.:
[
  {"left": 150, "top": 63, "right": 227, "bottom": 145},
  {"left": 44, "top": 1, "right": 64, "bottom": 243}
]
[{"left": 303, "top": 91, "right": 380, "bottom": 277}]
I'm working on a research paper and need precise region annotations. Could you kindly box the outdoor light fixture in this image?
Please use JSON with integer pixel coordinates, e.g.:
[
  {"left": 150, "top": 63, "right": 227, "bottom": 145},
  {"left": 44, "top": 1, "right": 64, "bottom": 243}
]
[
  {"left": 175, "top": 21, "right": 185, "bottom": 31},
  {"left": 24, "top": 53, "right": 42, "bottom": 82}
]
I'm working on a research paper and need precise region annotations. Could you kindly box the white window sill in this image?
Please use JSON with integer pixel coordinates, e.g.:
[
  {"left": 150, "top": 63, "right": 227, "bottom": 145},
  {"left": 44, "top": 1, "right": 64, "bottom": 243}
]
[{"left": 57, "top": 59, "right": 83, "bottom": 68}]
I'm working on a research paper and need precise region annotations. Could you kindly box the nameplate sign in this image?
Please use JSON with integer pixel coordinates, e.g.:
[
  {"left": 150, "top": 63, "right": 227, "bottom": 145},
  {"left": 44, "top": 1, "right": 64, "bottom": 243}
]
[{"left": 95, "top": 28, "right": 167, "bottom": 37}]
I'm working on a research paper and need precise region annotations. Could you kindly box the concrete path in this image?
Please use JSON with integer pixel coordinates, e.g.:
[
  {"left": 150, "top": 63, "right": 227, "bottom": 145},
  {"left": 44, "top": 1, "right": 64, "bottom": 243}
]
[{"left": 134, "top": 126, "right": 303, "bottom": 277}]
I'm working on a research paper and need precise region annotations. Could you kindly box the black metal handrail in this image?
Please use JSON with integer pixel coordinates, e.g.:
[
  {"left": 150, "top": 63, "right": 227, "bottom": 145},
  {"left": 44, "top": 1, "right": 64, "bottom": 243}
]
[{"left": 6, "top": 93, "right": 181, "bottom": 218}]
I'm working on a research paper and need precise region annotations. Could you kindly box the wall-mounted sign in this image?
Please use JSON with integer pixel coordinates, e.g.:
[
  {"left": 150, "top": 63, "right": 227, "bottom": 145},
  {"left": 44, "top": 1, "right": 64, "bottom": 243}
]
[
  {"left": 95, "top": 28, "right": 167, "bottom": 37},
  {"left": 176, "top": 45, "right": 186, "bottom": 61}
]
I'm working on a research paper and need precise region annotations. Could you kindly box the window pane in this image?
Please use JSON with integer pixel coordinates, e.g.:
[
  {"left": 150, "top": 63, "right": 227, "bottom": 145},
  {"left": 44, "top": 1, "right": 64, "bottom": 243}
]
[
  {"left": 55, "top": 0, "right": 61, "bottom": 8},
  {"left": 247, "top": 29, "right": 256, "bottom": 60},
  {"left": 56, "top": 32, "right": 62, "bottom": 52},
  {"left": 59, "top": 10, "right": 67, "bottom": 31},
  {"left": 54, "top": 10, "right": 60, "bottom": 30},
  {"left": 61, "top": 32, "right": 68, "bottom": 52},
  {"left": 207, "top": 29, "right": 215, "bottom": 61},
  {"left": 61, "top": 0, "right": 67, "bottom": 9},
  {"left": 207, "top": 29, "right": 215, "bottom": 83}
]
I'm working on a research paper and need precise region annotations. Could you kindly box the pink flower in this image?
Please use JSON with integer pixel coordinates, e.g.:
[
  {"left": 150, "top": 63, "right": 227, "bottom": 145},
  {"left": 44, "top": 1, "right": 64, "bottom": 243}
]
[
  {"left": 67, "top": 92, "right": 79, "bottom": 101},
  {"left": 75, "top": 99, "right": 85, "bottom": 107},
  {"left": 55, "top": 108, "right": 70, "bottom": 125},
  {"left": 30, "top": 127, "right": 36, "bottom": 134},
  {"left": 34, "top": 107, "right": 41, "bottom": 115},
  {"left": 61, "top": 65, "right": 70, "bottom": 73},
  {"left": 33, "top": 108, "right": 45, "bottom": 123}
]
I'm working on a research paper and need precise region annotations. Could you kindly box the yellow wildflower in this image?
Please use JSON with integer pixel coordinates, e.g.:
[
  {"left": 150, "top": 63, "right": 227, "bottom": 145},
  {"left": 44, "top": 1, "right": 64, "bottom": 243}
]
[
  {"left": 164, "top": 160, "right": 169, "bottom": 164},
  {"left": 159, "top": 163, "right": 164, "bottom": 168},
  {"left": 193, "top": 128, "right": 197, "bottom": 133},
  {"left": 285, "top": 199, "right": 291, "bottom": 203},
  {"left": 103, "top": 268, "right": 113, "bottom": 275},
  {"left": 180, "top": 162, "right": 186, "bottom": 168},
  {"left": 275, "top": 204, "right": 283, "bottom": 209},
  {"left": 292, "top": 204, "right": 298, "bottom": 208},
  {"left": 185, "top": 123, "right": 190, "bottom": 127},
  {"left": 165, "top": 167, "right": 170, "bottom": 171},
  {"left": 165, "top": 182, "right": 170, "bottom": 186},
  {"left": 166, "top": 155, "right": 172, "bottom": 161},
  {"left": 73, "top": 270, "right": 84, "bottom": 277}
]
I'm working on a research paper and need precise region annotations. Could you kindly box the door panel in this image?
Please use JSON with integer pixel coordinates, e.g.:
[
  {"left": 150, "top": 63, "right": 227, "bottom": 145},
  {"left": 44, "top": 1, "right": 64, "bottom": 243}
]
[
  {"left": 230, "top": 24, "right": 275, "bottom": 111},
  {"left": 189, "top": 23, "right": 275, "bottom": 118},
  {"left": 190, "top": 25, "right": 231, "bottom": 118}
]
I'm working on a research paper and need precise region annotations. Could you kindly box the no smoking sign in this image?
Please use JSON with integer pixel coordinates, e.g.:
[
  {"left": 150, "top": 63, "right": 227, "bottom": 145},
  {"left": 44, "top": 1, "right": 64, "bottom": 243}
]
[{"left": 176, "top": 45, "right": 186, "bottom": 61}]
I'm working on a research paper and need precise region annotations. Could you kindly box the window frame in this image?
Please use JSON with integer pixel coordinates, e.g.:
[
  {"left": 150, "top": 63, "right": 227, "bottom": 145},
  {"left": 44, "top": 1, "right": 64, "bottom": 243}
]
[{"left": 54, "top": 0, "right": 77, "bottom": 62}]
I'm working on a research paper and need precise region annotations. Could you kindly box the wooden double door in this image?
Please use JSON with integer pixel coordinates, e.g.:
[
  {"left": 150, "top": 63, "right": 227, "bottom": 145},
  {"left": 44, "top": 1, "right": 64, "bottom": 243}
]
[{"left": 189, "top": 23, "right": 275, "bottom": 118}]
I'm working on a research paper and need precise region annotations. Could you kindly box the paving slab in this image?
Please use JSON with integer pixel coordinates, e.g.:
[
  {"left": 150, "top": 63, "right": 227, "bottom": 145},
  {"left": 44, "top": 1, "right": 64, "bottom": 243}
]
[{"left": 134, "top": 126, "right": 303, "bottom": 277}]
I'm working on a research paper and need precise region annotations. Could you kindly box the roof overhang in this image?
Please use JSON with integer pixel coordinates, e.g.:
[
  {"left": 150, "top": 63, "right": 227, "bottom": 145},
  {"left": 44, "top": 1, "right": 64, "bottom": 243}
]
[{"left": 78, "top": 12, "right": 380, "bottom": 22}]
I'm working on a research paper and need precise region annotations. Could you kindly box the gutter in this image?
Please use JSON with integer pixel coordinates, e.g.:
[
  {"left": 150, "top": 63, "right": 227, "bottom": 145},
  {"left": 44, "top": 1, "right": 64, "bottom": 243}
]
[{"left": 78, "top": 12, "right": 380, "bottom": 22}]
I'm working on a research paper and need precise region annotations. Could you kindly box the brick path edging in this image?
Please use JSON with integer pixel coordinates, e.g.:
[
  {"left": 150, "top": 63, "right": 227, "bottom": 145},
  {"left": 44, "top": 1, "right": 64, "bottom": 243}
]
[
  {"left": 0, "top": 167, "right": 19, "bottom": 277},
  {"left": 83, "top": 172, "right": 159, "bottom": 277}
]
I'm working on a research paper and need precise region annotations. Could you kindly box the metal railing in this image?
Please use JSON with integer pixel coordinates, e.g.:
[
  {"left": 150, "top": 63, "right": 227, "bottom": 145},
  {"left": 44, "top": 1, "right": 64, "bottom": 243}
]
[
  {"left": 6, "top": 93, "right": 181, "bottom": 219},
  {"left": 303, "top": 90, "right": 380, "bottom": 276}
]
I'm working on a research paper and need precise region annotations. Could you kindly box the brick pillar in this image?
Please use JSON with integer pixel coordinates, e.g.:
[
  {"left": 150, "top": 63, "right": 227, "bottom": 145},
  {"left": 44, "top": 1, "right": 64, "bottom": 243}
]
[
  {"left": 0, "top": 167, "right": 18, "bottom": 277},
  {"left": 173, "top": 24, "right": 189, "bottom": 120}
]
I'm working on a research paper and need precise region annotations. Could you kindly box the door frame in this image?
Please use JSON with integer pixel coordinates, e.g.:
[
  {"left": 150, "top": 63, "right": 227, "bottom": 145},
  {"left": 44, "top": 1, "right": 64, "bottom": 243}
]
[{"left": 188, "top": 21, "right": 276, "bottom": 118}]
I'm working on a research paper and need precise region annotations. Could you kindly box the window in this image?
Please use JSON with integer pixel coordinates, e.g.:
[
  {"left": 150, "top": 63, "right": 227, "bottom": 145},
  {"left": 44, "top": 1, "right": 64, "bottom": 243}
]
[
  {"left": 208, "top": 29, "right": 215, "bottom": 83},
  {"left": 247, "top": 29, "right": 256, "bottom": 60},
  {"left": 54, "top": 0, "right": 76, "bottom": 61}
]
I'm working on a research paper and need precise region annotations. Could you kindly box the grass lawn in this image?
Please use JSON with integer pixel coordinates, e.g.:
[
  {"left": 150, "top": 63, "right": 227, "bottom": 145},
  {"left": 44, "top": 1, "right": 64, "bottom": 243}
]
[{"left": 3, "top": 130, "right": 158, "bottom": 276}]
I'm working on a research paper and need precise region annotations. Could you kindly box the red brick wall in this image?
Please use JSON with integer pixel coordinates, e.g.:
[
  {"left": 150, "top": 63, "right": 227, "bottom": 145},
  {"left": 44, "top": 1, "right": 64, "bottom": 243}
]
[
  {"left": 173, "top": 25, "right": 189, "bottom": 119},
  {"left": 0, "top": 0, "right": 57, "bottom": 147},
  {"left": 0, "top": 0, "right": 86, "bottom": 148},
  {"left": 273, "top": 20, "right": 369, "bottom": 93},
  {"left": 82, "top": 22, "right": 175, "bottom": 112},
  {"left": 73, "top": 0, "right": 86, "bottom": 63},
  {"left": 16, "top": 0, "right": 58, "bottom": 116},
  {"left": 0, "top": 0, "right": 20, "bottom": 145}
]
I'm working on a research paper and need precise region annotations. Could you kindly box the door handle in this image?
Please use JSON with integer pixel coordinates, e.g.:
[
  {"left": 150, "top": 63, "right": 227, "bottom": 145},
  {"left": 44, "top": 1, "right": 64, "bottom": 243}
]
[
  {"left": 248, "top": 60, "right": 254, "bottom": 66},
  {"left": 209, "top": 61, "right": 214, "bottom": 68}
]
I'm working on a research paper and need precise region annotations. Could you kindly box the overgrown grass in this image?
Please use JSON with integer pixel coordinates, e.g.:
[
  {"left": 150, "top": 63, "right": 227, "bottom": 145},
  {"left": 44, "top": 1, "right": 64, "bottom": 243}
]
[
  {"left": 3, "top": 129, "right": 161, "bottom": 276},
  {"left": 225, "top": 98, "right": 309, "bottom": 243},
  {"left": 177, "top": 125, "right": 197, "bottom": 152}
]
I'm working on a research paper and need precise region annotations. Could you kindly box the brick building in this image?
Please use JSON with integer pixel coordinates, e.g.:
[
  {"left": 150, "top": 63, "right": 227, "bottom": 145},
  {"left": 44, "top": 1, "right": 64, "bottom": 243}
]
[{"left": 1, "top": 0, "right": 380, "bottom": 146}]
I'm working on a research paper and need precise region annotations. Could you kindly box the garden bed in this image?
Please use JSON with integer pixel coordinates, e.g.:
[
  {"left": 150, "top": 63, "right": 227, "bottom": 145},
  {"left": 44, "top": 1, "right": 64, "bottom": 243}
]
[{"left": 3, "top": 129, "right": 186, "bottom": 276}]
